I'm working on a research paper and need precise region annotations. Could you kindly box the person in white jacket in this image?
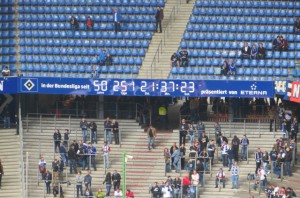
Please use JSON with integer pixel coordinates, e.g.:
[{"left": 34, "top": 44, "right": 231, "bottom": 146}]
[
  {"left": 114, "top": 188, "right": 122, "bottom": 198},
  {"left": 162, "top": 182, "right": 173, "bottom": 198}
]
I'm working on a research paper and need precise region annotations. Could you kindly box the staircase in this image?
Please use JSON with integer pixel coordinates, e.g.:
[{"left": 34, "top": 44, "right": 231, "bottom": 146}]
[
  {"left": 138, "top": 0, "right": 195, "bottom": 79},
  {"left": 0, "top": 129, "right": 22, "bottom": 198}
]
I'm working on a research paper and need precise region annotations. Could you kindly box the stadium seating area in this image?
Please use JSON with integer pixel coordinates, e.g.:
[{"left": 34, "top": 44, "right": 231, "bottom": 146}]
[
  {"left": 18, "top": 0, "right": 165, "bottom": 78},
  {"left": 169, "top": 0, "right": 300, "bottom": 81},
  {"left": 0, "top": 0, "right": 17, "bottom": 75}
]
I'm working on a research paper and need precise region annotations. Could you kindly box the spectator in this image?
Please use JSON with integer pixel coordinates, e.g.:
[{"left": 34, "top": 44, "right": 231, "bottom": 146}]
[
  {"left": 221, "top": 141, "right": 229, "bottom": 167},
  {"left": 257, "top": 43, "right": 266, "bottom": 59},
  {"left": 199, "top": 131, "right": 209, "bottom": 151},
  {"left": 179, "top": 49, "right": 189, "bottom": 67},
  {"left": 255, "top": 148, "right": 263, "bottom": 174},
  {"left": 220, "top": 60, "right": 228, "bottom": 76},
  {"left": 104, "top": 117, "right": 112, "bottom": 144},
  {"left": 38, "top": 156, "right": 47, "bottom": 179},
  {"left": 150, "top": 182, "right": 161, "bottom": 198},
  {"left": 112, "top": 170, "right": 121, "bottom": 191},
  {"left": 291, "top": 117, "right": 298, "bottom": 140},
  {"left": 1, "top": 66, "right": 10, "bottom": 76},
  {"left": 179, "top": 119, "right": 189, "bottom": 146},
  {"left": 199, "top": 148, "right": 209, "bottom": 172},
  {"left": 103, "top": 172, "right": 112, "bottom": 197},
  {"left": 180, "top": 144, "right": 186, "bottom": 170},
  {"left": 262, "top": 149, "right": 270, "bottom": 173},
  {"left": 207, "top": 140, "right": 216, "bottom": 165},
  {"left": 0, "top": 160, "right": 3, "bottom": 189},
  {"left": 99, "top": 50, "right": 107, "bottom": 66},
  {"left": 227, "top": 144, "right": 234, "bottom": 171},
  {"left": 231, "top": 161, "right": 239, "bottom": 189},
  {"left": 268, "top": 106, "right": 276, "bottom": 132},
  {"left": 57, "top": 157, "right": 64, "bottom": 182},
  {"left": 113, "top": 9, "right": 121, "bottom": 33},
  {"left": 188, "top": 124, "right": 195, "bottom": 147},
  {"left": 105, "top": 53, "right": 113, "bottom": 66},
  {"left": 240, "top": 135, "right": 249, "bottom": 161},
  {"left": 196, "top": 160, "right": 204, "bottom": 187},
  {"left": 89, "top": 121, "right": 97, "bottom": 144},
  {"left": 241, "top": 42, "right": 251, "bottom": 59},
  {"left": 215, "top": 168, "right": 226, "bottom": 188},
  {"left": 164, "top": 148, "right": 171, "bottom": 173},
  {"left": 272, "top": 36, "right": 280, "bottom": 51},
  {"left": 231, "top": 135, "right": 240, "bottom": 161},
  {"left": 80, "top": 118, "right": 88, "bottom": 143},
  {"left": 279, "top": 36, "right": 288, "bottom": 51},
  {"left": 147, "top": 124, "right": 157, "bottom": 150},
  {"left": 250, "top": 44, "right": 258, "bottom": 59},
  {"left": 285, "top": 147, "right": 292, "bottom": 176},
  {"left": 87, "top": 142, "right": 96, "bottom": 171},
  {"left": 53, "top": 130, "right": 61, "bottom": 153},
  {"left": 162, "top": 182, "right": 173, "bottom": 198},
  {"left": 170, "top": 142, "right": 178, "bottom": 168},
  {"left": 170, "top": 53, "right": 180, "bottom": 67},
  {"left": 182, "top": 172, "right": 191, "bottom": 196},
  {"left": 70, "top": 16, "right": 79, "bottom": 32},
  {"left": 191, "top": 169, "right": 199, "bottom": 192},
  {"left": 63, "top": 129, "right": 69, "bottom": 147},
  {"left": 173, "top": 176, "right": 181, "bottom": 198},
  {"left": 294, "top": 18, "right": 300, "bottom": 34},
  {"left": 78, "top": 141, "right": 87, "bottom": 170},
  {"left": 101, "top": 141, "right": 111, "bottom": 169},
  {"left": 125, "top": 189, "right": 134, "bottom": 198},
  {"left": 112, "top": 119, "right": 119, "bottom": 145},
  {"left": 258, "top": 165, "right": 267, "bottom": 189},
  {"left": 227, "top": 59, "right": 236, "bottom": 76},
  {"left": 52, "top": 159, "right": 58, "bottom": 184},
  {"left": 171, "top": 147, "right": 181, "bottom": 173},
  {"left": 114, "top": 188, "right": 122, "bottom": 198},
  {"left": 95, "top": 188, "right": 105, "bottom": 198},
  {"left": 44, "top": 170, "right": 52, "bottom": 194},
  {"left": 84, "top": 170, "right": 92, "bottom": 189},
  {"left": 53, "top": 183, "right": 64, "bottom": 198},
  {"left": 59, "top": 142, "right": 68, "bottom": 166},
  {"left": 76, "top": 170, "right": 83, "bottom": 198},
  {"left": 155, "top": 7, "right": 164, "bottom": 33},
  {"left": 84, "top": 188, "right": 93, "bottom": 198},
  {"left": 85, "top": 16, "right": 94, "bottom": 31}
]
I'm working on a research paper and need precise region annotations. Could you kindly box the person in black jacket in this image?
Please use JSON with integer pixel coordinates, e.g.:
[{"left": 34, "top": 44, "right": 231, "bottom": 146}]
[
  {"left": 63, "top": 129, "right": 70, "bottom": 147},
  {"left": 112, "top": 119, "right": 119, "bottom": 145},
  {"left": 241, "top": 42, "right": 251, "bottom": 59},
  {"left": 257, "top": 43, "right": 266, "bottom": 59},
  {"left": 155, "top": 7, "right": 164, "bottom": 33},
  {"left": 44, "top": 170, "right": 52, "bottom": 194},
  {"left": 150, "top": 182, "right": 161, "bottom": 198},
  {"left": 70, "top": 16, "right": 79, "bottom": 32},
  {"left": 196, "top": 160, "right": 204, "bottom": 187},
  {"left": 54, "top": 130, "right": 62, "bottom": 153},
  {"left": 179, "top": 119, "right": 189, "bottom": 145},
  {"left": 103, "top": 172, "right": 112, "bottom": 197},
  {"left": 285, "top": 147, "right": 292, "bottom": 176},
  {"left": 52, "top": 159, "right": 59, "bottom": 184},
  {"left": 68, "top": 145, "right": 77, "bottom": 174},
  {"left": 89, "top": 121, "right": 97, "bottom": 144},
  {"left": 112, "top": 170, "right": 121, "bottom": 191}
]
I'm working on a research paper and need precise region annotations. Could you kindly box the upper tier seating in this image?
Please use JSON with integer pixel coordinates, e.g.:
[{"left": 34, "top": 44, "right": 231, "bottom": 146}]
[
  {"left": 169, "top": 0, "right": 299, "bottom": 81},
  {"left": 0, "top": 0, "right": 16, "bottom": 75},
  {"left": 18, "top": 0, "right": 165, "bottom": 78}
]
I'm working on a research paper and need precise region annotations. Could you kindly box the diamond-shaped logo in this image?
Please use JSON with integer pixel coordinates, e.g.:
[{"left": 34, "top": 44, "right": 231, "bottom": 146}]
[{"left": 24, "top": 79, "right": 35, "bottom": 91}]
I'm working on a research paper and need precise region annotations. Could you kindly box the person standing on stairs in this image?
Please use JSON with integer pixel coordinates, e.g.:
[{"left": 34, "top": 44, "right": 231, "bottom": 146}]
[
  {"left": 103, "top": 172, "right": 112, "bottom": 197},
  {"left": 101, "top": 141, "right": 111, "bottom": 169},
  {"left": 76, "top": 170, "right": 83, "bottom": 198},
  {"left": 53, "top": 129, "right": 62, "bottom": 153},
  {"left": 231, "top": 135, "right": 240, "bottom": 162},
  {"left": 179, "top": 119, "right": 189, "bottom": 146},
  {"left": 44, "top": 170, "right": 52, "bottom": 194},
  {"left": 215, "top": 168, "right": 226, "bottom": 188},
  {"left": 112, "top": 119, "right": 119, "bottom": 145},
  {"left": 68, "top": 144, "right": 77, "bottom": 174},
  {"left": 171, "top": 147, "right": 181, "bottom": 173},
  {"left": 104, "top": 117, "right": 112, "bottom": 144},
  {"left": 262, "top": 149, "right": 270, "bottom": 173},
  {"left": 227, "top": 144, "right": 234, "bottom": 171},
  {"left": 89, "top": 121, "right": 97, "bottom": 144},
  {"left": 112, "top": 170, "right": 121, "bottom": 191},
  {"left": 150, "top": 182, "right": 161, "bottom": 198},
  {"left": 155, "top": 7, "right": 164, "bottom": 33},
  {"left": 255, "top": 148, "right": 263, "bottom": 175},
  {"left": 240, "top": 135, "right": 249, "bottom": 161},
  {"left": 208, "top": 140, "right": 216, "bottom": 165},
  {"left": 221, "top": 141, "right": 229, "bottom": 167},
  {"left": 170, "top": 142, "right": 178, "bottom": 169},
  {"left": 38, "top": 156, "right": 47, "bottom": 180},
  {"left": 147, "top": 124, "right": 157, "bottom": 150},
  {"left": 80, "top": 118, "right": 88, "bottom": 143},
  {"left": 231, "top": 161, "right": 239, "bottom": 189},
  {"left": 0, "top": 159, "right": 3, "bottom": 189}
]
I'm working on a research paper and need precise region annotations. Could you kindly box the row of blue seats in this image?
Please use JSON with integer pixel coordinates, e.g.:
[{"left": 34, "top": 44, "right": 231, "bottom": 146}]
[
  {"left": 20, "top": 47, "right": 146, "bottom": 57},
  {"left": 0, "top": 39, "right": 15, "bottom": 46},
  {"left": 0, "top": 23, "right": 15, "bottom": 30},
  {"left": 19, "top": 30, "right": 153, "bottom": 40},
  {"left": 0, "top": 0, "right": 14, "bottom": 6},
  {"left": 19, "top": 14, "right": 156, "bottom": 23},
  {"left": 19, "top": 22, "right": 156, "bottom": 31},
  {"left": 180, "top": 41, "right": 300, "bottom": 51},
  {"left": 195, "top": 0, "right": 300, "bottom": 9},
  {"left": 189, "top": 16, "right": 296, "bottom": 25},
  {"left": 186, "top": 24, "right": 294, "bottom": 34},
  {"left": 0, "top": 56, "right": 16, "bottom": 63},
  {"left": 192, "top": 8, "right": 300, "bottom": 17},
  {"left": 0, "top": 48, "right": 16, "bottom": 55},
  {"left": 0, "top": 31, "right": 15, "bottom": 38},
  {"left": 19, "top": 56, "right": 143, "bottom": 65},
  {"left": 170, "top": 67, "right": 288, "bottom": 77},
  {"left": 186, "top": 58, "right": 296, "bottom": 68},
  {"left": 18, "top": 6, "right": 158, "bottom": 15},
  {"left": 292, "top": 70, "right": 300, "bottom": 78},
  {"left": 21, "top": 72, "right": 139, "bottom": 78},
  {"left": 182, "top": 33, "right": 298, "bottom": 43},
  {"left": 18, "top": 0, "right": 164, "bottom": 7},
  {"left": 20, "top": 64, "right": 140, "bottom": 74},
  {"left": 0, "top": 15, "right": 14, "bottom": 22},
  {"left": 19, "top": 38, "right": 150, "bottom": 48},
  {"left": 0, "top": 7, "right": 13, "bottom": 13},
  {"left": 1, "top": 65, "right": 16, "bottom": 71}
]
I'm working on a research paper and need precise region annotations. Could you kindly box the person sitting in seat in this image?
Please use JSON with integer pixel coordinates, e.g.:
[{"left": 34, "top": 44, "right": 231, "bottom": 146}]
[
  {"left": 272, "top": 36, "right": 280, "bottom": 51},
  {"left": 241, "top": 42, "right": 251, "bottom": 59},
  {"left": 220, "top": 60, "right": 228, "bottom": 76},
  {"left": 179, "top": 50, "right": 189, "bottom": 67},
  {"left": 85, "top": 16, "right": 94, "bottom": 31},
  {"left": 70, "top": 16, "right": 79, "bottom": 32},
  {"left": 1, "top": 66, "right": 10, "bottom": 76},
  {"left": 257, "top": 43, "right": 266, "bottom": 59},
  {"left": 227, "top": 59, "right": 236, "bottom": 76},
  {"left": 215, "top": 168, "right": 226, "bottom": 188},
  {"left": 250, "top": 44, "right": 258, "bottom": 59},
  {"left": 294, "top": 18, "right": 300, "bottom": 34},
  {"left": 170, "top": 53, "right": 180, "bottom": 68},
  {"left": 105, "top": 53, "right": 113, "bottom": 66},
  {"left": 279, "top": 36, "right": 288, "bottom": 51},
  {"left": 99, "top": 50, "right": 107, "bottom": 66}
]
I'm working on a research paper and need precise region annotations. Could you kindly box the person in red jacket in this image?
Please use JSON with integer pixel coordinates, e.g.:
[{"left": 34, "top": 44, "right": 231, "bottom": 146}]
[
  {"left": 125, "top": 189, "right": 134, "bottom": 198},
  {"left": 182, "top": 172, "right": 191, "bottom": 196},
  {"left": 215, "top": 168, "right": 226, "bottom": 188}
]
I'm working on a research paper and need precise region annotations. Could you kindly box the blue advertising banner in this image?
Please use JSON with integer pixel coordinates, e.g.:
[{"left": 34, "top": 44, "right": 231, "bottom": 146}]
[
  {"left": 16, "top": 77, "right": 274, "bottom": 98},
  {"left": 0, "top": 77, "right": 18, "bottom": 94}
]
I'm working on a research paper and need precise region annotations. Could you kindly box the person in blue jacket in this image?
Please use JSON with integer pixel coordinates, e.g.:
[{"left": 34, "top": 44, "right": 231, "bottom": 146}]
[
  {"left": 87, "top": 142, "right": 97, "bottom": 171},
  {"left": 113, "top": 8, "right": 121, "bottom": 33},
  {"left": 99, "top": 50, "right": 107, "bottom": 66},
  {"left": 171, "top": 148, "right": 181, "bottom": 173}
]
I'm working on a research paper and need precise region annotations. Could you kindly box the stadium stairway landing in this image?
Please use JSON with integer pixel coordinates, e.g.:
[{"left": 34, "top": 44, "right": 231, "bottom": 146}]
[
  {"left": 0, "top": 129, "right": 22, "bottom": 198},
  {"left": 138, "top": 0, "right": 195, "bottom": 79}
]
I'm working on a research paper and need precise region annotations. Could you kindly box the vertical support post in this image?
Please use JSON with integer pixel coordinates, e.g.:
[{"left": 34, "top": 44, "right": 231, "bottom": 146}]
[
  {"left": 37, "top": 168, "right": 39, "bottom": 186},
  {"left": 280, "top": 163, "right": 283, "bottom": 182},
  {"left": 244, "top": 119, "right": 246, "bottom": 134},
  {"left": 216, "top": 148, "right": 219, "bottom": 164},
  {"left": 43, "top": 180, "right": 45, "bottom": 198},
  {"left": 180, "top": 179, "right": 183, "bottom": 198},
  {"left": 135, "top": 103, "right": 138, "bottom": 121},
  {"left": 229, "top": 120, "right": 232, "bottom": 138},
  {"left": 53, "top": 141, "right": 55, "bottom": 161},
  {"left": 259, "top": 120, "right": 261, "bottom": 138},
  {"left": 122, "top": 151, "right": 126, "bottom": 198},
  {"left": 40, "top": 114, "right": 42, "bottom": 133},
  {"left": 270, "top": 162, "right": 273, "bottom": 182},
  {"left": 73, "top": 184, "right": 75, "bottom": 198},
  {"left": 26, "top": 152, "right": 29, "bottom": 198},
  {"left": 26, "top": 113, "right": 29, "bottom": 132},
  {"left": 119, "top": 129, "right": 121, "bottom": 148},
  {"left": 68, "top": 115, "right": 71, "bottom": 131},
  {"left": 54, "top": 115, "right": 57, "bottom": 131},
  {"left": 210, "top": 158, "right": 212, "bottom": 177},
  {"left": 247, "top": 146, "right": 249, "bottom": 164}
]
